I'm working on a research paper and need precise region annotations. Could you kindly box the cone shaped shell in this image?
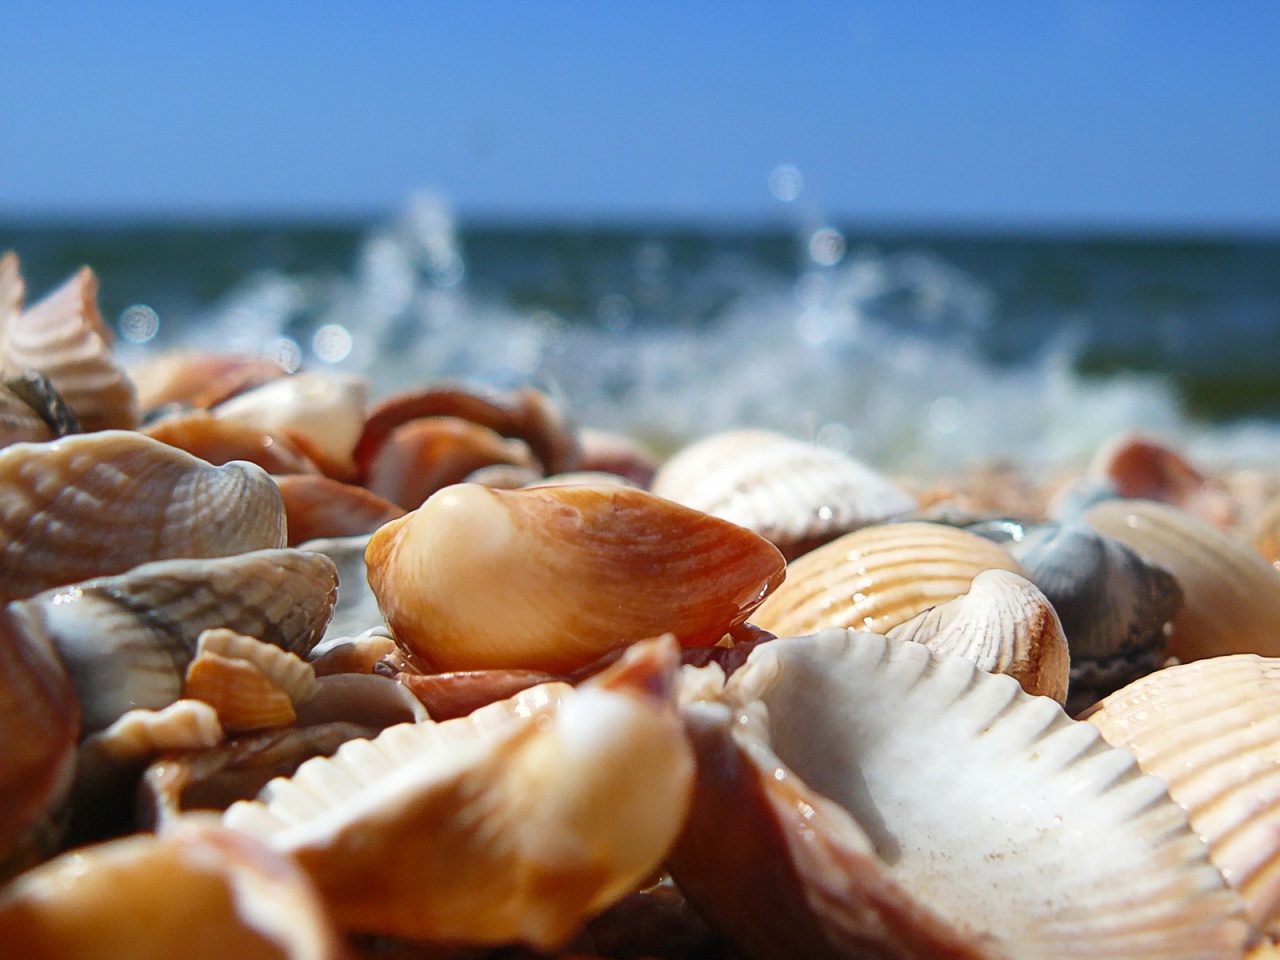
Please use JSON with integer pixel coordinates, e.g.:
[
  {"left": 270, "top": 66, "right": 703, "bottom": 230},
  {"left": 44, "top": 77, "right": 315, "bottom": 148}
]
[
  {"left": 751, "top": 521, "right": 1025, "bottom": 638},
  {"left": 0, "top": 431, "right": 287, "bottom": 603},
  {"left": 652, "top": 429, "right": 916, "bottom": 559},
  {"left": 366, "top": 482, "right": 786, "bottom": 672},
  {"left": 1087, "top": 655, "right": 1280, "bottom": 939}
]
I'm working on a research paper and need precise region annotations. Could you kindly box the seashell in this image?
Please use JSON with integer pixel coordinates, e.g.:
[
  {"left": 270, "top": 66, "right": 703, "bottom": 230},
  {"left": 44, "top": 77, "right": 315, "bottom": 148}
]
[
  {"left": 1087, "top": 655, "right": 1280, "bottom": 940},
  {"left": 129, "top": 350, "right": 290, "bottom": 411},
  {"left": 396, "top": 668, "right": 562, "bottom": 721},
  {"left": 1009, "top": 520, "right": 1183, "bottom": 714},
  {"left": 1251, "top": 493, "right": 1280, "bottom": 567},
  {"left": 195, "top": 629, "right": 320, "bottom": 704},
  {"left": 0, "top": 818, "right": 349, "bottom": 960},
  {"left": 1, "top": 266, "right": 141, "bottom": 432},
  {"left": 1090, "top": 432, "right": 1235, "bottom": 530},
  {"left": 366, "top": 482, "right": 786, "bottom": 672},
  {"left": 364, "top": 415, "right": 541, "bottom": 511},
  {"left": 4, "top": 370, "right": 81, "bottom": 437},
  {"left": 1086, "top": 498, "right": 1280, "bottom": 662},
  {"left": 578, "top": 426, "right": 659, "bottom": 488},
  {"left": 0, "top": 252, "right": 20, "bottom": 324},
  {"left": 223, "top": 636, "right": 694, "bottom": 949},
  {"left": 0, "top": 377, "right": 55, "bottom": 448},
  {"left": 463, "top": 461, "right": 545, "bottom": 489},
  {"left": 667, "top": 630, "right": 1248, "bottom": 960},
  {"left": 751, "top": 521, "right": 1025, "bottom": 638},
  {"left": 299, "top": 534, "right": 385, "bottom": 642},
  {"left": 886, "top": 568, "right": 1069, "bottom": 702},
  {"left": 185, "top": 654, "right": 300, "bottom": 733},
  {"left": 275, "top": 475, "right": 404, "bottom": 547},
  {"left": 652, "top": 429, "right": 917, "bottom": 560},
  {"left": 143, "top": 409, "right": 321, "bottom": 475},
  {"left": 354, "top": 381, "right": 581, "bottom": 479},
  {"left": 307, "top": 625, "right": 397, "bottom": 676},
  {"left": 0, "top": 430, "right": 287, "bottom": 603},
  {"left": 12, "top": 548, "right": 338, "bottom": 733},
  {"left": 527, "top": 469, "right": 639, "bottom": 489},
  {"left": 292, "top": 673, "right": 429, "bottom": 728}
]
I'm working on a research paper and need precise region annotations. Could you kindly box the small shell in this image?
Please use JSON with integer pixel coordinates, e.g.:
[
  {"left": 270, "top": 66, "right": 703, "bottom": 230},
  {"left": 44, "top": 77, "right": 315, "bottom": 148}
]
[
  {"left": 578, "top": 427, "right": 659, "bottom": 488},
  {"left": 185, "top": 653, "right": 299, "bottom": 732},
  {"left": 751, "top": 521, "right": 1026, "bottom": 638},
  {"left": 307, "top": 625, "right": 397, "bottom": 676},
  {"left": 1251, "top": 494, "right": 1280, "bottom": 567},
  {"left": 143, "top": 410, "right": 321, "bottom": 475},
  {"left": 366, "top": 482, "right": 786, "bottom": 672},
  {"left": 0, "top": 252, "right": 20, "bottom": 325},
  {"left": 0, "top": 380, "right": 54, "bottom": 449},
  {"left": 195, "top": 629, "right": 320, "bottom": 704},
  {"left": 0, "top": 431, "right": 287, "bottom": 603},
  {"left": 652, "top": 429, "right": 917, "bottom": 560},
  {"left": 81, "top": 700, "right": 224, "bottom": 769},
  {"left": 274, "top": 474, "right": 405, "bottom": 545},
  {"left": 1086, "top": 498, "right": 1280, "bottom": 661},
  {"left": 1090, "top": 433, "right": 1235, "bottom": 530},
  {"left": 886, "top": 569, "right": 1069, "bottom": 702},
  {"left": 130, "top": 351, "right": 290, "bottom": 411}
]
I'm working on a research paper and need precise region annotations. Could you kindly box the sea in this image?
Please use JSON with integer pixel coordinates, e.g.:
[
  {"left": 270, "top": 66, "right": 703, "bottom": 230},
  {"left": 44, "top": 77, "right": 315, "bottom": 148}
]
[{"left": 4, "top": 193, "right": 1279, "bottom": 476}]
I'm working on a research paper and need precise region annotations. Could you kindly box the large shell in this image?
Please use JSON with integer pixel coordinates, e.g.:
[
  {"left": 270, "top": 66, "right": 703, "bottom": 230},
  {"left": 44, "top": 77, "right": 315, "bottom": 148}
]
[
  {"left": 365, "top": 482, "right": 786, "bottom": 672},
  {"left": 1, "top": 266, "right": 141, "bottom": 432},
  {"left": 751, "top": 521, "right": 1025, "bottom": 638},
  {"left": 223, "top": 637, "right": 695, "bottom": 949},
  {"left": 1087, "top": 655, "right": 1280, "bottom": 940},
  {"left": 0, "top": 431, "right": 287, "bottom": 603},
  {"left": 651, "top": 429, "right": 917, "bottom": 560},
  {"left": 668, "top": 631, "right": 1248, "bottom": 960},
  {"left": 1086, "top": 498, "right": 1280, "bottom": 661}
]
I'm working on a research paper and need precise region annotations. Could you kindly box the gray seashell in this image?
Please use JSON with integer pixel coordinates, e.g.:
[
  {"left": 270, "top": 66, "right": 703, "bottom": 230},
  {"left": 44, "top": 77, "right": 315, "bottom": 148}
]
[{"left": 299, "top": 533, "right": 386, "bottom": 642}]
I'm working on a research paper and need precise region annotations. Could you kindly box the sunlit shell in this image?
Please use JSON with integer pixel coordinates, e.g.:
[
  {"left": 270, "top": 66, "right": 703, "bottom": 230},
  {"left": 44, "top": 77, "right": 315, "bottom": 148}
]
[
  {"left": 130, "top": 351, "right": 291, "bottom": 411},
  {"left": 886, "top": 568, "right": 1069, "bottom": 702},
  {"left": 12, "top": 549, "right": 337, "bottom": 733},
  {"left": 366, "top": 482, "right": 786, "bottom": 672},
  {"left": 274, "top": 474, "right": 404, "bottom": 546},
  {"left": 652, "top": 429, "right": 917, "bottom": 560},
  {"left": 143, "top": 410, "right": 321, "bottom": 475},
  {"left": 195, "top": 629, "right": 319, "bottom": 704},
  {"left": 1087, "top": 655, "right": 1280, "bottom": 939},
  {"left": 223, "top": 637, "right": 695, "bottom": 949},
  {"left": 668, "top": 630, "right": 1248, "bottom": 960},
  {"left": 1086, "top": 498, "right": 1280, "bottom": 661},
  {"left": 0, "top": 252, "right": 20, "bottom": 325},
  {"left": 1090, "top": 433, "right": 1235, "bottom": 530},
  {"left": 0, "top": 819, "right": 348, "bottom": 960},
  {"left": 751, "top": 521, "right": 1025, "bottom": 638},
  {"left": 1, "top": 267, "right": 141, "bottom": 432},
  {"left": 0, "top": 431, "right": 287, "bottom": 603}
]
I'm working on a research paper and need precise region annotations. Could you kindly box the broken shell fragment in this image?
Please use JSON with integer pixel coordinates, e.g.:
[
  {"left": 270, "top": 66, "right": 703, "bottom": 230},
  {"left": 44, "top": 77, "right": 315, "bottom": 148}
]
[{"left": 365, "top": 482, "right": 786, "bottom": 672}]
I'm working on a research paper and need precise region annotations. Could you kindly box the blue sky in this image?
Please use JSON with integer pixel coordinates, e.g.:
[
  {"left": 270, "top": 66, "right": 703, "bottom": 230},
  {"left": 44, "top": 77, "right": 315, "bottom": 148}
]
[{"left": 2, "top": 1, "right": 1277, "bottom": 228}]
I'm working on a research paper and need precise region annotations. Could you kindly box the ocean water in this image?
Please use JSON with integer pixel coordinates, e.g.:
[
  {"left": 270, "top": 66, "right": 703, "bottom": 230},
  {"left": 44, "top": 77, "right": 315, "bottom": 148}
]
[{"left": 4, "top": 195, "right": 1280, "bottom": 474}]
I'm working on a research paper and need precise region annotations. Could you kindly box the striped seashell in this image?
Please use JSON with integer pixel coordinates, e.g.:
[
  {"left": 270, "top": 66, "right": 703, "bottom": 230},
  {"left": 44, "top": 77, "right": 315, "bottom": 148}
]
[
  {"left": 299, "top": 534, "right": 386, "bottom": 642},
  {"left": 651, "top": 429, "right": 916, "bottom": 560},
  {"left": 185, "top": 653, "right": 298, "bottom": 731},
  {"left": 194, "top": 629, "right": 319, "bottom": 704},
  {"left": 751, "top": 521, "right": 1025, "bottom": 638}
]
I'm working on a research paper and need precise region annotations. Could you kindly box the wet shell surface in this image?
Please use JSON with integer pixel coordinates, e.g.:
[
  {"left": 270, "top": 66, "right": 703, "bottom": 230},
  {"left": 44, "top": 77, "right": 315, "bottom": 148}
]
[
  {"left": 751, "top": 521, "right": 1025, "bottom": 638},
  {"left": 651, "top": 429, "right": 917, "bottom": 560},
  {"left": 669, "top": 630, "right": 1248, "bottom": 960},
  {"left": 365, "top": 482, "right": 786, "bottom": 672},
  {"left": 1086, "top": 655, "right": 1280, "bottom": 940},
  {"left": 0, "top": 430, "right": 287, "bottom": 603}
]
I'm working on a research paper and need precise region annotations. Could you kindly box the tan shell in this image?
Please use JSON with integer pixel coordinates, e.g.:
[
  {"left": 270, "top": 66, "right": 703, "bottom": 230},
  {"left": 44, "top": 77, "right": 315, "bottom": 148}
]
[
  {"left": 185, "top": 653, "right": 300, "bottom": 732},
  {"left": 887, "top": 568, "right": 1070, "bottom": 702},
  {"left": 143, "top": 410, "right": 321, "bottom": 475},
  {"left": 652, "top": 429, "right": 917, "bottom": 560},
  {"left": 751, "top": 521, "right": 1025, "bottom": 638},
  {"left": 578, "top": 426, "right": 659, "bottom": 488},
  {"left": 81, "top": 700, "right": 224, "bottom": 769},
  {"left": 307, "top": 626, "right": 398, "bottom": 677},
  {"left": 130, "top": 351, "right": 290, "bottom": 411},
  {"left": 0, "top": 430, "right": 287, "bottom": 603},
  {"left": 1086, "top": 498, "right": 1280, "bottom": 661},
  {"left": 1251, "top": 494, "right": 1280, "bottom": 566},
  {"left": 0, "top": 818, "right": 348, "bottom": 960},
  {"left": 195, "top": 629, "right": 320, "bottom": 704},
  {"left": 1, "top": 266, "right": 141, "bottom": 432},
  {"left": 274, "top": 474, "right": 405, "bottom": 546},
  {"left": 223, "top": 637, "right": 695, "bottom": 949},
  {"left": 366, "top": 482, "right": 786, "bottom": 672},
  {"left": 1087, "top": 655, "right": 1280, "bottom": 939}
]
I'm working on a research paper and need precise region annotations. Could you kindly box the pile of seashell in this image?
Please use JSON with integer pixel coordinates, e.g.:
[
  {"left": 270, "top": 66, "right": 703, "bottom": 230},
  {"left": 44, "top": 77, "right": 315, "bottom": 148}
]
[{"left": 5, "top": 253, "right": 1280, "bottom": 959}]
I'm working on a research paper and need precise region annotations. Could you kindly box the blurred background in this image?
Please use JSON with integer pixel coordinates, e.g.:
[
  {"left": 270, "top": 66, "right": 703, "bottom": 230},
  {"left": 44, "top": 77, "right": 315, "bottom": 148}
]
[{"left": 2, "top": 1, "right": 1278, "bottom": 471}]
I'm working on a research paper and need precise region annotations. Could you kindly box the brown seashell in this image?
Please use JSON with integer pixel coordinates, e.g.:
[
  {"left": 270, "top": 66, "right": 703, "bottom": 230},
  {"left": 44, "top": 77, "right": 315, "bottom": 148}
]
[
  {"left": 307, "top": 626, "right": 398, "bottom": 677},
  {"left": 144, "top": 409, "right": 321, "bottom": 475},
  {"left": 1091, "top": 432, "right": 1236, "bottom": 530},
  {"left": 0, "top": 257, "right": 56, "bottom": 448},
  {"left": 274, "top": 474, "right": 405, "bottom": 546},
  {"left": 292, "top": 673, "right": 429, "bottom": 729},
  {"left": 1087, "top": 655, "right": 1280, "bottom": 940},
  {"left": 1086, "top": 498, "right": 1280, "bottom": 661},
  {"left": 185, "top": 653, "right": 300, "bottom": 732},
  {"left": 1, "top": 266, "right": 141, "bottom": 432},
  {"left": 130, "top": 350, "right": 290, "bottom": 411},
  {"left": 364, "top": 415, "right": 541, "bottom": 511},
  {"left": 578, "top": 427, "right": 659, "bottom": 488},
  {"left": 652, "top": 429, "right": 917, "bottom": 560},
  {"left": 366, "top": 482, "right": 786, "bottom": 672},
  {"left": 751, "top": 521, "right": 1025, "bottom": 638},
  {"left": 397, "top": 668, "right": 562, "bottom": 721}
]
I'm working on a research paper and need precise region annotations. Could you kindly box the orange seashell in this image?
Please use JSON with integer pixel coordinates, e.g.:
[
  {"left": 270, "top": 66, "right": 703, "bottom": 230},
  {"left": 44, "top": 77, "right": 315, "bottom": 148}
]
[
  {"left": 186, "top": 651, "right": 298, "bottom": 731},
  {"left": 397, "top": 668, "right": 561, "bottom": 721},
  {"left": 578, "top": 426, "right": 659, "bottom": 488},
  {"left": 129, "top": 351, "right": 290, "bottom": 411},
  {"left": 366, "top": 482, "right": 786, "bottom": 672},
  {"left": 274, "top": 474, "right": 405, "bottom": 546},
  {"left": 144, "top": 410, "right": 320, "bottom": 475},
  {"left": 1091, "top": 433, "right": 1236, "bottom": 530}
]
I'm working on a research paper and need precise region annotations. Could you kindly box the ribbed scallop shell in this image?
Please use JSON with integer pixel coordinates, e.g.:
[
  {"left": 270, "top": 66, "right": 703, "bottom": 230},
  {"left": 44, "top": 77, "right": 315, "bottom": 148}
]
[
  {"left": 751, "top": 521, "right": 1025, "bottom": 637},
  {"left": 0, "top": 431, "right": 288, "bottom": 603},
  {"left": 651, "top": 429, "right": 916, "bottom": 560},
  {"left": 81, "top": 700, "right": 224, "bottom": 768},
  {"left": 194, "top": 629, "right": 319, "bottom": 704},
  {"left": 186, "top": 628, "right": 318, "bottom": 733},
  {"left": 366, "top": 482, "right": 786, "bottom": 672},
  {"left": 1087, "top": 655, "right": 1280, "bottom": 939},
  {"left": 668, "top": 631, "right": 1248, "bottom": 960},
  {"left": 1086, "top": 498, "right": 1280, "bottom": 661},
  {"left": 1, "top": 267, "right": 140, "bottom": 432}
]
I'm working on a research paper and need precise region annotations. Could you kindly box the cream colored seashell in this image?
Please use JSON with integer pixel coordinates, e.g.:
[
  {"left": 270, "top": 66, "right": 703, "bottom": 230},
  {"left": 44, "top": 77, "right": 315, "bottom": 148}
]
[
  {"left": 652, "top": 429, "right": 917, "bottom": 560},
  {"left": 223, "top": 637, "right": 695, "bottom": 949},
  {"left": 366, "top": 482, "right": 786, "bottom": 672},
  {"left": 185, "top": 652, "right": 299, "bottom": 732},
  {"left": 0, "top": 252, "right": 20, "bottom": 325},
  {"left": 1086, "top": 498, "right": 1280, "bottom": 661},
  {"left": 195, "top": 629, "right": 320, "bottom": 705},
  {"left": 887, "top": 568, "right": 1069, "bottom": 702},
  {"left": 1, "top": 267, "right": 140, "bottom": 432},
  {"left": 82, "top": 700, "right": 224, "bottom": 768},
  {"left": 307, "top": 625, "right": 397, "bottom": 676},
  {"left": 751, "top": 521, "right": 1025, "bottom": 638},
  {"left": 0, "top": 431, "right": 287, "bottom": 603},
  {"left": 12, "top": 549, "right": 338, "bottom": 734},
  {"left": 0, "top": 818, "right": 348, "bottom": 960},
  {"left": 0, "top": 257, "right": 54, "bottom": 447},
  {"left": 1087, "top": 655, "right": 1280, "bottom": 940},
  {"left": 668, "top": 630, "right": 1249, "bottom": 960}
]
